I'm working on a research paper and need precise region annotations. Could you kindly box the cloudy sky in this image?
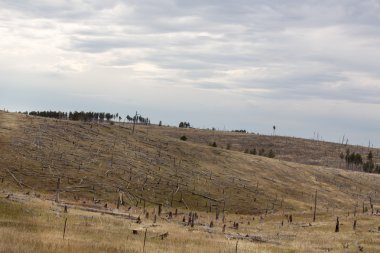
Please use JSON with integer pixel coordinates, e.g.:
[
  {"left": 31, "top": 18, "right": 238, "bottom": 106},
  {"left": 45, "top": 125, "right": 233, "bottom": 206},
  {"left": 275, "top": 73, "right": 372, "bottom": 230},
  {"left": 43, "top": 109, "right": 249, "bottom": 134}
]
[{"left": 1, "top": 0, "right": 380, "bottom": 146}]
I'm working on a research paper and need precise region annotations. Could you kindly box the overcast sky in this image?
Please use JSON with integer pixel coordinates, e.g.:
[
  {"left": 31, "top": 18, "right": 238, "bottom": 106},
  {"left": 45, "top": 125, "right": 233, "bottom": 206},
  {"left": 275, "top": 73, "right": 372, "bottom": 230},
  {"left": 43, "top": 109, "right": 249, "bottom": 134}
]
[{"left": 1, "top": 0, "right": 380, "bottom": 146}]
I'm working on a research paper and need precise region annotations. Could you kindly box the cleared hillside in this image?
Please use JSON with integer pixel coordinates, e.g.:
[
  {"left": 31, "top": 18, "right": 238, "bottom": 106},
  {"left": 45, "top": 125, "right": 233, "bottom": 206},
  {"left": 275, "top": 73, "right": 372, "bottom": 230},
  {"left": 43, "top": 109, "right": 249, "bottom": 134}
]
[
  {"left": 1, "top": 111, "right": 379, "bottom": 215},
  {"left": 153, "top": 126, "right": 380, "bottom": 168}
]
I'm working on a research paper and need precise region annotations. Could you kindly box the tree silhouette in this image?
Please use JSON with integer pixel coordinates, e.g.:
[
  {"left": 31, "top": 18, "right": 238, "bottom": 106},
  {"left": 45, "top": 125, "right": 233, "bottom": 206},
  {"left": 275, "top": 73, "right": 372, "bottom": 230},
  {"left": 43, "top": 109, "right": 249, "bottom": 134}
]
[{"left": 179, "top": 122, "right": 190, "bottom": 128}]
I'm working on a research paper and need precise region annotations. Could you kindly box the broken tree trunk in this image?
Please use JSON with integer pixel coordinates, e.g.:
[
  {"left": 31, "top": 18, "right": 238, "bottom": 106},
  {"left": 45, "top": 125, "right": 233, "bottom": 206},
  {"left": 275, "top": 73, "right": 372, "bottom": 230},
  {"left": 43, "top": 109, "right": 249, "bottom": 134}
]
[
  {"left": 143, "top": 228, "right": 147, "bottom": 253},
  {"left": 335, "top": 217, "right": 339, "bottom": 232},
  {"left": 158, "top": 204, "right": 162, "bottom": 216},
  {"left": 313, "top": 190, "right": 317, "bottom": 222},
  {"left": 55, "top": 178, "right": 61, "bottom": 203},
  {"left": 6, "top": 169, "right": 29, "bottom": 189},
  {"left": 63, "top": 217, "right": 68, "bottom": 240}
]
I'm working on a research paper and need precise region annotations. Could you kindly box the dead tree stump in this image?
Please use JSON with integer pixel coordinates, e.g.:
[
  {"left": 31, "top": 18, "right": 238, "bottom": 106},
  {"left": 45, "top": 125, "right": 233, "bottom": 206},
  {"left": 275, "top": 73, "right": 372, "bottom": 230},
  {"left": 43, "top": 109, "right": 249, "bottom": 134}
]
[
  {"left": 335, "top": 217, "right": 340, "bottom": 232},
  {"left": 313, "top": 190, "right": 317, "bottom": 222},
  {"left": 158, "top": 204, "right": 162, "bottom": 216},
  {"left": 62, "top": 217, "right": 68, "bottom": 240},
  {"left": 55, "top": 178, "right": 61, "bottom": 203},
  {"left": 143, "top": 228, "right": 147, "bottom": 253}
]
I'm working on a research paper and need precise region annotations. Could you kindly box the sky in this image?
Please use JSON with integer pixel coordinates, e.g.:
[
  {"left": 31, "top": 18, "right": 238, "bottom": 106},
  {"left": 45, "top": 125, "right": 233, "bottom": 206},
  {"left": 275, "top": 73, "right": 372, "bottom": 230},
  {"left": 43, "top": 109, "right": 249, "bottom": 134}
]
[{"left": 1, "top": 0, "right": 380, "bottom": 146}]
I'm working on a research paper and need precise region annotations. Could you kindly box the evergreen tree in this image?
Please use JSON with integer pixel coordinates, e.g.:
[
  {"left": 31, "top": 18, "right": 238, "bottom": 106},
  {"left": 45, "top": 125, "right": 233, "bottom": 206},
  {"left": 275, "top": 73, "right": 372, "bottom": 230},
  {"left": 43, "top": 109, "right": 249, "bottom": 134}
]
[{"left": 267, "top": 149, "right": 275, "bottom": 158}]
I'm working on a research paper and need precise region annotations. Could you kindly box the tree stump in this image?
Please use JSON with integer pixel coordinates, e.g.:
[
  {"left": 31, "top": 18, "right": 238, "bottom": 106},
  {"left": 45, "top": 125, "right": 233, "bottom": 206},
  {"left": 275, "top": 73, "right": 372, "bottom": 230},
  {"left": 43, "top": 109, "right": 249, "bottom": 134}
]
[
  {"left": 335, "top": 217, "right": 340, "bottom": 232},
  {"left": 158, "top": 204, "right": 162, "bottom": 216}
]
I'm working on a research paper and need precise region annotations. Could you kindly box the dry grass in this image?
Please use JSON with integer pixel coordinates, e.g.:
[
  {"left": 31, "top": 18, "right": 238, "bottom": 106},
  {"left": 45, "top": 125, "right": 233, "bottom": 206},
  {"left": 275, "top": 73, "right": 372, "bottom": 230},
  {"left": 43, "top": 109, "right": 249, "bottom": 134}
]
[
  {"left": 0, "top": 192, "right": 379, "bottom": 253},
  {"left": 152, "top": 125, "right": 380, "bottom": 168},
  {"left": 1, "top": 111, "right": 380, "bottom": 252}
]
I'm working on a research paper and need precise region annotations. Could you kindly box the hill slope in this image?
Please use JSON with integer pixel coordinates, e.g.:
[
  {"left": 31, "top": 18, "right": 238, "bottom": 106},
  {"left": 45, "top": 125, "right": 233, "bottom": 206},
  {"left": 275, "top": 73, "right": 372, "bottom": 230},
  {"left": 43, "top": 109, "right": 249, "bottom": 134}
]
[
  {"left": 153, "top": 126, "right": 380, "bottom": 168},
  {"left": 1, "top": 111, "right": 379, "bottom": 214}
]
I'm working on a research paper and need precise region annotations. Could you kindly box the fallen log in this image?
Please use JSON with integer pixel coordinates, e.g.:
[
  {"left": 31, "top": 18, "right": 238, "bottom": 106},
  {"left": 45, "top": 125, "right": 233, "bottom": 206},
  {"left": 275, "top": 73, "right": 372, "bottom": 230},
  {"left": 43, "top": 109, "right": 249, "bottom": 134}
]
[
  {"left": 225, "top": 233, "right": 267, "bottom": 243},
  {"left": 6, "top": 169, "right": 22, "bottom": 188},
  {"left": 56, "top": 203, "right": 138, "bottom": 220},
  {"left": 6, "top": 169, "right": 32, "bottom": 189},
  {"left": 190, "top": 192, "right": 221, "bottom": 202}
]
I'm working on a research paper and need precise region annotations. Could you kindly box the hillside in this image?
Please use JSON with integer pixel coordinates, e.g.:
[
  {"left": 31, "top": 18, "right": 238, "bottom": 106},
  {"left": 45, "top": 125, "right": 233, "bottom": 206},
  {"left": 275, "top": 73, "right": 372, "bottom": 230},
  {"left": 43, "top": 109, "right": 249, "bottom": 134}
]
[
  {"left": 1, "top": 111, "right": 379, "bottom": 215},
  {"left": 153, "top": 126, "right": 380, "bottom": 169},
  {"left": 2, "top": 111, "right": 380, "bottom": 253}
]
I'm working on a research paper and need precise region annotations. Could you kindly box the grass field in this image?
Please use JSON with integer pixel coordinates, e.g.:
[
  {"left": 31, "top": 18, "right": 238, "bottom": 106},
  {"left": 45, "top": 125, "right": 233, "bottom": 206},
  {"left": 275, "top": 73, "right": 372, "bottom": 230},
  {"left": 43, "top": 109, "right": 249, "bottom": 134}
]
[
  {"left": 1, "top": 111, "right": 380, "bottom": 252},
  {"left": 1, "top": 192, "right": 379, "bottom": 253}
]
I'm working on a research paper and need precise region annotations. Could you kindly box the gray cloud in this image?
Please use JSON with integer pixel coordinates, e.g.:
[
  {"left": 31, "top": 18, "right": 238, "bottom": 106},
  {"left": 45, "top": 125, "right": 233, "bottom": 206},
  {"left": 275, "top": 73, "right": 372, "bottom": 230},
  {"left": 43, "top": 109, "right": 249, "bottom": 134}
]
[{"left": 1, "top": 0, "right": 380, "bottom": 145}]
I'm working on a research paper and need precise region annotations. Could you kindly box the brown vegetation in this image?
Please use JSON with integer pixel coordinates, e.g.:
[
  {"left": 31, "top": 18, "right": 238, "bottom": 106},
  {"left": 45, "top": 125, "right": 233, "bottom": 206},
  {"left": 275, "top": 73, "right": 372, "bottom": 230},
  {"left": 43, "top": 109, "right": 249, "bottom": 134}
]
[{"left": 1, "top": 111, "right": 380, "bottom": 252}]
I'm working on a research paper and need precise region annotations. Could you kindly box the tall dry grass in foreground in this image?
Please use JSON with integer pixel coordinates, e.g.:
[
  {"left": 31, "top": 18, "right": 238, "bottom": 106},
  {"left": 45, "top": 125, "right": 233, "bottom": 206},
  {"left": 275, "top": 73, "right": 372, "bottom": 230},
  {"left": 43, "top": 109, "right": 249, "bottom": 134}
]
[{"left": 0, "top": 193, "right": 379, "bottom": 253}]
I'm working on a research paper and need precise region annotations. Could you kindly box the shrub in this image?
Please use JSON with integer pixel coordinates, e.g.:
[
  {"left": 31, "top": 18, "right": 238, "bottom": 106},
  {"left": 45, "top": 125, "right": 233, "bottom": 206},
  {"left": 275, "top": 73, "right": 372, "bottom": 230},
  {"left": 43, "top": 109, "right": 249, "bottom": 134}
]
[
  {"left": 180, "top": 135, "right": 187, "bottom": 141},
  {"left": 209, "top": 141, "right": 217, "bottom": 147},
  {"left": 267, "top": 149, "right": 275, "bottom": 158}
]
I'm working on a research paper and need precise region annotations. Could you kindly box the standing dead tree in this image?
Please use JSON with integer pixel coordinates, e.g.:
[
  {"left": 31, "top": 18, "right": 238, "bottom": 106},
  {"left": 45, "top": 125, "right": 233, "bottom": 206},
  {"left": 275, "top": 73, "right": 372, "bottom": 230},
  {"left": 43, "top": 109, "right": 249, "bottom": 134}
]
[
  {"left": 55, "top": 177, "right": 61, "bottom": 203},
  {"left": 369, "top": 196, "right": 374, "bottom": 215},
  {"left": 335, "top": 217, "right": 340, "bottom": 232},
  {"left": 143, "top": 228, "right": 148, "bottom": 253},
  {"left": 63, "top": 217, "right": 68, "bottom": 240},
  {"left": 313, "top": 190, "right": 317, "bottom": 222},
  {"left": 158, "top": 204, "right": 162, "bottom": 216}
]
